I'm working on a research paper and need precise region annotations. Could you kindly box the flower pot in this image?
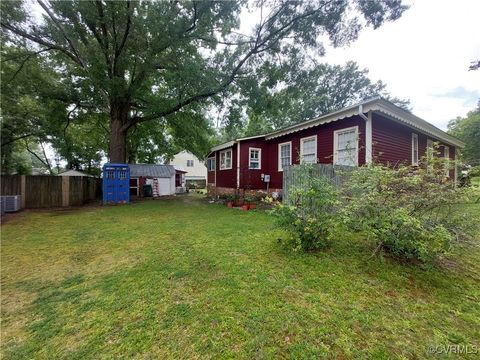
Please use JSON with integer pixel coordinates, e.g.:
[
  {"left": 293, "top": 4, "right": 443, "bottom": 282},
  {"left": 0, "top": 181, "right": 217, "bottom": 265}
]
[
  {"left": 242, "top": 204, "right": 249, "bottom": 211},
  {"left": 249, "top": 203, "right": 256, "bottom": 209},
  {"left": 227, "top": 201, "right": 233, "bottom": 208}
]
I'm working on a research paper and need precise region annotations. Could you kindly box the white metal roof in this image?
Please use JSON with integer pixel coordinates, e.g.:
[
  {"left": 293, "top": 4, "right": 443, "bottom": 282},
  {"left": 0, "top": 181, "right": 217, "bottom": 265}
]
[
  {"left": 129, "top": 164, "right": 176, "bottom": 178},
  {"left": 210, "top": 98, "right": 464, "bottom": 152}
]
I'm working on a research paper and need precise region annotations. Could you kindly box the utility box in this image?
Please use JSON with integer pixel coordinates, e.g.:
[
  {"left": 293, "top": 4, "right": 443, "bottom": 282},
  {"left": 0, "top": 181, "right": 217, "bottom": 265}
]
[
  {"left": 102, "top": 164, "right": 130, "bottom": 205},
  {"left": 1, "top": 195, "right": 21, "bottom": 213}
]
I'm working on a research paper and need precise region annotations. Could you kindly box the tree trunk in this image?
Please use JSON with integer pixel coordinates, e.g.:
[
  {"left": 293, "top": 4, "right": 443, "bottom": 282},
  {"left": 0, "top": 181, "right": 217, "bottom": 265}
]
[{"left": 109, "top": 102, "right": 129, "bottom": 163}]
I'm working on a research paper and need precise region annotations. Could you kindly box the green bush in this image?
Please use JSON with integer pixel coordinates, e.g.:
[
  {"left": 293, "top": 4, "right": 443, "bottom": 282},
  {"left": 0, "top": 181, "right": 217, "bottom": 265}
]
[
  {"left": 272, "top": 152, "right": 477, "bottom": 264},
  {"left": 342, "top": 155, "right": 475, "bottom": 263},
  {"left": 272, "top": 166, "right": 341, "bottom": 251}
]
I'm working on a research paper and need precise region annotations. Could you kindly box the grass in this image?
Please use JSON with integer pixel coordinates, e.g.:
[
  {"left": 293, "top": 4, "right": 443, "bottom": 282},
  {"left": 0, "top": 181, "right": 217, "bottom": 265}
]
[{"left": 1, "top": 195, "right": 479, "bottom": 359}]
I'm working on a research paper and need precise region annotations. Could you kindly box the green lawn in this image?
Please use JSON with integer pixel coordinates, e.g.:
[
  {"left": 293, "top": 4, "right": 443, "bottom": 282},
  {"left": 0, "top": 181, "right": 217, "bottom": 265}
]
[{"left": 1, "top": 195, "right": 479, "bottom": 359}]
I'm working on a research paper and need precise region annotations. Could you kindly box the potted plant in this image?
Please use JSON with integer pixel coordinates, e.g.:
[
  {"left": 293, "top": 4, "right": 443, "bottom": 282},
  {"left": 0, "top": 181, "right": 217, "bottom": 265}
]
[
  {"left": 244, "top": 195, "right": 257, "bottom": 209},
  {"left": 225, "top": 195, "right": 234, "bottom": 208},
  {"left": 233, "top": 194, "right": 243, "bottom": 207}
]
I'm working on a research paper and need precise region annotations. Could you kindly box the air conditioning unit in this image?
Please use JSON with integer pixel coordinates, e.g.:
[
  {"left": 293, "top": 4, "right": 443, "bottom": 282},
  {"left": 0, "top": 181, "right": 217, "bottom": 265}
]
[{"left": 1, "top": 195, "right": 22, "bottom": 213}]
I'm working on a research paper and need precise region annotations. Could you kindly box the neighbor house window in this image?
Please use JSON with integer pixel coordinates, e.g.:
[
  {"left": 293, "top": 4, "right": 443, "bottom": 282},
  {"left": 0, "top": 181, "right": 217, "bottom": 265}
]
[
  {"left": 334, "top": 126, "right": 358, "bottom": 166},
  {"left": 249, "top": 148, "right": 261, "bottom": 169},
  {"left": 207, "top": 157, "right": 215, "bottom": 171},
  {"left": 300, "top": 136, "right": 317, "bottom": 164},
  {"left": 278, "top": 141, "right": 292, "bottom": 171},
  {"left": 220, "top": 149, "right": 232, "bottom": 170},
  {"left": 412, "top": 133, "right": 419, "bottom": 165},
  {"left": 444, "top": 146, "right": 450, "bottom": 177},
  {"left": 186, "top": 160, "right": 194, "bottom": 167}
]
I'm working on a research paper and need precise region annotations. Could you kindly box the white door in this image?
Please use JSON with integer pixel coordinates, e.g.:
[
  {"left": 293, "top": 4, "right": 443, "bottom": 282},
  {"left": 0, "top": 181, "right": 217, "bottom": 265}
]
[{"left": 158, "top": 178, "right": 171, "bottom": 196}]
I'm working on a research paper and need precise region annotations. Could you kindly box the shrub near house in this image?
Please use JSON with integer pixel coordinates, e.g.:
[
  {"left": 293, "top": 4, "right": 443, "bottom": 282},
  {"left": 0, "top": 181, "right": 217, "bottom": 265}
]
[{"left": 272, "top": 155, "right": 478, "bottom": 264}]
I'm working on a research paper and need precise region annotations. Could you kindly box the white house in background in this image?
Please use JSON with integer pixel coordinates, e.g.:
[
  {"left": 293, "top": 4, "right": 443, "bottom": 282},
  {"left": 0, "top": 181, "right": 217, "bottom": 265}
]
[{"left": 168, "top": 150, "right": 207, "bottom": 187}]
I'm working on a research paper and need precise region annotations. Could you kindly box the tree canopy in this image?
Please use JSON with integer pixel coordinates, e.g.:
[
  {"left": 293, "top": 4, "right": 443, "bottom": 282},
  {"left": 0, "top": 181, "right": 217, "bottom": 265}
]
[
  {"left": 448, "top": 102, "right": 480, "bottom": 165},
  {"left": 1, "top": 0, "right": 408, "bottom": 167}
]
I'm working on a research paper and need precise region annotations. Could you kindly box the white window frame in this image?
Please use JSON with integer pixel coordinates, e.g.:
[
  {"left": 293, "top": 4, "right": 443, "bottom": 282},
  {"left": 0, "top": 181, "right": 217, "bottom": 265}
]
[
  {"left": 333, "top": 126, "right": 359, "bottom": 166},
  {"left": 444, "top": 146, "right": 450, "bottom": 177},
  {"left": 411, "top": 133, "right": 419, "bottom": 165},
  {"left": 248, "top": 147, "right": 262, "bottom": 170},
  {"left": 219, "top": 149, "right": 232, "bottom": 170},
  {"left": 207, "top": 157, "right": 215, "bottom": 172},
  {"left": 300, "top": 135, "right": 317, "bottom": 164},
  {"left": 278, "top": 141, "right": 292, "bottom": 172},
  {"left": 186, "top": 159, "right": 194, "bottom": 167}
]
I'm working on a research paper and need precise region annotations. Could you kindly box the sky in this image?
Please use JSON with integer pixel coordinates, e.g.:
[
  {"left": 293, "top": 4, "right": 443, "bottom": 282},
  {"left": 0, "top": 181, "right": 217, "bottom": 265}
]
[{"left": 322, "top": 0, "right": 480, "bottom": 130}]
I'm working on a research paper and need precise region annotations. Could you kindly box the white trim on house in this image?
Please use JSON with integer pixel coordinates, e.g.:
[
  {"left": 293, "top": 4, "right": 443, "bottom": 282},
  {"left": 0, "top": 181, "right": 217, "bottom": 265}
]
[
  {"left": 454, "top": 148, "right": 458, "bottom": 187},
  {"left": 265, "top": 98, "right": 464, "bottom": 148},
  {"left": 300, "top": 135, "right": 317, "bottom": 164},
  {"left": 248, "top": 147, "right": 262, "bottom": 170},
  {"left": 333, "top": 126, "right": 359, "bottom": 166},
  {"left": 412, "top": 133, "right": 419, "bottom": 165},
  {"left": 219, "top": 149, "right": 232, "bottom": 170},
  {"left": 210, "top": 135, "right": 265, "bottom": 153},
  {"left": 236, "top": 142, "right": 240, "bottom": 188},
  {"left": 444, "top": 146, "right": 450, "bottom": 177},
  {"left": 278, "top": 141, "right": 292, "bottom": 172},
  {"left": 212, "top": 141, "right": 236, "bottom": 152},
  {"left": 365, "top": 111, "right": 373, "bottom": 164},
  {"left": 236, "top": 134, "right": 266, "bottom": 141}
]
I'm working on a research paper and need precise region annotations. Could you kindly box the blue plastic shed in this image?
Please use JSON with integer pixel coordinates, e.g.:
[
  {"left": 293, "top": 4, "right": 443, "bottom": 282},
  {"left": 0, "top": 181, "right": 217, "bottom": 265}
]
[{"left": 102, "top": 163, "right": 130, "bottom": 204}]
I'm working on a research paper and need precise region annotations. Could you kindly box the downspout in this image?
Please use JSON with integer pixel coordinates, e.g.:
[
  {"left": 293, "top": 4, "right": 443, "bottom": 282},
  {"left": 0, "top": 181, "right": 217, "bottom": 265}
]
[
  {"left": 236, "top": 141, "right": 240, "bottom": 190},
  {"left": 359, "top": 104, "right": 373, "bottom": 165}
]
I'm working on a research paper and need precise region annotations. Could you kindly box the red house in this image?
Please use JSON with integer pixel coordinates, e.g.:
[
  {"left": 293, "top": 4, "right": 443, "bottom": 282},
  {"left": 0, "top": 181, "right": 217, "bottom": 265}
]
[{"left": 206, "top": 98, "right": 464, "bottom": 197}]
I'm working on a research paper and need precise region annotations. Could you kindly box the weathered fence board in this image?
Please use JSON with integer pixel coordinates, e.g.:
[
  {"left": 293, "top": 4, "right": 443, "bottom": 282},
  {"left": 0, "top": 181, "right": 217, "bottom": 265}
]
[
  {"left": 283, "top": 164, "right": 352, "bottom": 204},
  {"left": 0, "top": 175, "right": 101, "bottom": 209},
  {"left": 1, "top": 175, "right": 21, "bottom": 196}
]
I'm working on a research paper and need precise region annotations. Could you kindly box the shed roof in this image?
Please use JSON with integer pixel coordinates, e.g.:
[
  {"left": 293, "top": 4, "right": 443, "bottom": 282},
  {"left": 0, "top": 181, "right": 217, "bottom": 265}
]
[
  {"left": 58, "top": 169, "right": 93, "bottom": 177},
  {"left": 129, "top": 164, "right": 176, "bottom": 178}
]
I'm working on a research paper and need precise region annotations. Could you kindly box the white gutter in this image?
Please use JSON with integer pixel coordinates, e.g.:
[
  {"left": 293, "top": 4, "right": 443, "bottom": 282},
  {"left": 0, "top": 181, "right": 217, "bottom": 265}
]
[{"left": 358, "top": 104, "right": 372, "bottom": 164}]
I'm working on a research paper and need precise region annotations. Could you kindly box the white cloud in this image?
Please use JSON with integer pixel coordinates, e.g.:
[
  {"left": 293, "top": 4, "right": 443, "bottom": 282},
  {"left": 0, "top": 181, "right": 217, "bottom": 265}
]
[{"left": 323, "top": 0, "right": 480, "bottom": 130}]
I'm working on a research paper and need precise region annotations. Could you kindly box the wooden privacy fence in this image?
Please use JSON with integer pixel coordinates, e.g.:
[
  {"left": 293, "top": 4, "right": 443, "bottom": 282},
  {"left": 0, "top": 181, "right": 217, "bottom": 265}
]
[
  {"left": 282, "top": 164, "right": 353, "bottom": 204},
  {"left": 0, "top": 175, "right": 102, "bottom": 209}
]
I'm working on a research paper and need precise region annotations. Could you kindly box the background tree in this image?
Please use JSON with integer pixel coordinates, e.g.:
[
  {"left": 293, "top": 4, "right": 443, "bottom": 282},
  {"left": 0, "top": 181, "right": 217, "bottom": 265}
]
[
  {"left": 1, "top": 0, "right": 408, "bottom": 163},
  {"left": 448, "top": 102, "right": 480, "bottom": 165},
  {"left": 217, "top": 60, "right": 409, "bottom": 141}
]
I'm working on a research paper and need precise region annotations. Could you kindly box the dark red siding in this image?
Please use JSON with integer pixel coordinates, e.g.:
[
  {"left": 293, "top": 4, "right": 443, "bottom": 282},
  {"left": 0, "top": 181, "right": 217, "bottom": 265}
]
[
  {"left": 372, "top": 113, "right": 456, "bottom": 178},
  {"left": 372, "top": 113, "right": 418, "bottom": 166},
  {"left": 212, "top": 112, "right": 456, "bottom": 191},
  {"left": 265, "top": 115, "right": 366, "bottom": 189},
  {"left": 239, "top": 139, "right": 269, "bottom": 190},
  {"left": 214, "top": 146, "right": 237, "bottom": 188},
  {"left": 207, "top": 155, "right": 215, "bottom": 184}
]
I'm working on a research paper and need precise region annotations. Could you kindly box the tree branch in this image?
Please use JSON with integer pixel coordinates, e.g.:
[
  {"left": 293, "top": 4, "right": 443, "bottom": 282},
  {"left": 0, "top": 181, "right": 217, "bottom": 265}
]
[
  {"left": 24, "top": 140, "right": 53, "bottom": 174},
  {"left": 0, "top": 22, "right": 80, "bottom": 65},
  {"left": 115, "top": 0, "right": 131, "bottom": 59},
  {"left": 1, "top": 133, "right": 33, "bottom": 147},
  {"left": 7, "top": 47, "right": 53, "bottom": 82},
  {"left": 37, "top": 0, "right": 87, "bottom": 69}
]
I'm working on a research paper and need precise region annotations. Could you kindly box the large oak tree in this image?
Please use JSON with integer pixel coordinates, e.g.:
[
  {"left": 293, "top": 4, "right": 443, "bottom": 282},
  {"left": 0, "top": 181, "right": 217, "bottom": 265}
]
[{"left": 1, "top": 0, "right": 407, "bottom": 163}]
